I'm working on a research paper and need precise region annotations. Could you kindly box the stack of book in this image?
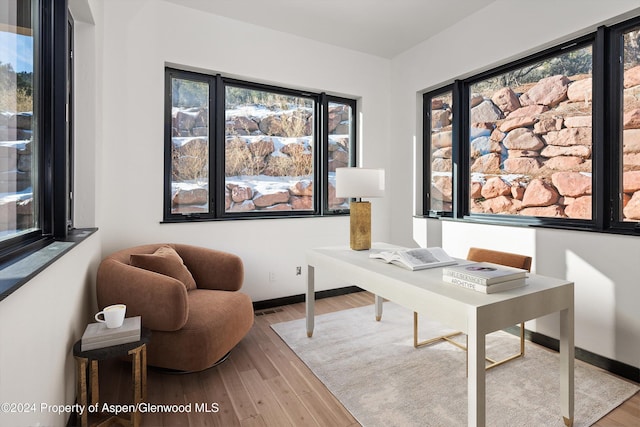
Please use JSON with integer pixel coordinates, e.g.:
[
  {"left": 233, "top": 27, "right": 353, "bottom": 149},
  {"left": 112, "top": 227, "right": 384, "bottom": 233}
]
[
  {"left": 81, "top": 316, "right": 142, "bottom": 351},
  {"left": 442, "top": 262, "right": 527, "bottom": 294}
]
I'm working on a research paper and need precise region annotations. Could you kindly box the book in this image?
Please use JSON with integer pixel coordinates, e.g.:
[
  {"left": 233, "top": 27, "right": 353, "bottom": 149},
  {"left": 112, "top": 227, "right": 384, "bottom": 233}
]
[
  {"left": 81, "top": 316, "right": 142, "bottom": 351},
  {"left": 369, "top": 247, "right": 456, "bottom": 271},
  {"left": 442, "top": 262, "right": 527, "bottom": 285},
  {"left": 442, "top": 275, "right": 527, "bottom": 294}
]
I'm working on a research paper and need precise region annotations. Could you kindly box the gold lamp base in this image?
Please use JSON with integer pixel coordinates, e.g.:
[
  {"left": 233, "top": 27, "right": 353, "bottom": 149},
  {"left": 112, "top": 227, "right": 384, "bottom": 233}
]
[{"left": 350, "top": 201, "right": 371, "bottom": 250}]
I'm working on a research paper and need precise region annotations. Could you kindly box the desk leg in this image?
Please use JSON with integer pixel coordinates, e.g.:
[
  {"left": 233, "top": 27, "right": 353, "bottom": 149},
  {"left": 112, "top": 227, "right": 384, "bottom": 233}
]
[
  {"left": 306, "top": 265, "right": 315, "bottom": 337},
  {"left": 468, "top": 314, "right": 486, "bottom": 427},
  {"left": 374, "top": 294, "right": 383, "bottom": 321},
  {"left": 560, "top": 306, "right": 575, "bottom": 426}
]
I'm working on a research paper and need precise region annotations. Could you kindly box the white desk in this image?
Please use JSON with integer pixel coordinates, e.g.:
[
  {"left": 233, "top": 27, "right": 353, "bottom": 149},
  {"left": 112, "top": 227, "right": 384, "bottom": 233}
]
[{"left": 305, "top": 244, "right": 574, "bottom": 427}]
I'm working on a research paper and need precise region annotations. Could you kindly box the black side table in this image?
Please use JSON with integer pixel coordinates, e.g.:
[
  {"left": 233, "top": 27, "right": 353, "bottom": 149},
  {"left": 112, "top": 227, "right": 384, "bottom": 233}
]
[{"left": 73, "top": 328, "right": 151, "bottom": 427}]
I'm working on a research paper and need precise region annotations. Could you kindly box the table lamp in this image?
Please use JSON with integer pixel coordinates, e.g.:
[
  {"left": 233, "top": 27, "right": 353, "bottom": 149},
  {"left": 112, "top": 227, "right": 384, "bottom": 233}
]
[{"left": 335, "top": 167, "right": 385, "bottom": 250}]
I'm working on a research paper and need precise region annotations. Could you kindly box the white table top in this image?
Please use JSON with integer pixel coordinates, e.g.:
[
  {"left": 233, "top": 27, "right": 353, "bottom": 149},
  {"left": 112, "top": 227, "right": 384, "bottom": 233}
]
[{"left": 307, "top": 243, "right": 574, "bottom": 334}]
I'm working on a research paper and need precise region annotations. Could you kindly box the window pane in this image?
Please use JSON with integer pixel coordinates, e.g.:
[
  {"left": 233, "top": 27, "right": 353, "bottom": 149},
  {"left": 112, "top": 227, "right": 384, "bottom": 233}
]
[
  {"left": 428, "top": 91, "right": 453, "bottom": 213},
  {"left": 622, "top": 26, "right": 640, "bottom": 222},
  {"left": 169, "top": 78, "right": 209, "bottom": 215},
  {"left": 469, "top": 45, "right": 593, "bottom": 219},
  {"left": 328, "top": 100, "right": 354, "bottom": 211},
  {"left": 225, "top": 86, "right": 314, "bottom": 213},
  {"left": 0, "top": 1, "right": 37, "bottom": 241}
]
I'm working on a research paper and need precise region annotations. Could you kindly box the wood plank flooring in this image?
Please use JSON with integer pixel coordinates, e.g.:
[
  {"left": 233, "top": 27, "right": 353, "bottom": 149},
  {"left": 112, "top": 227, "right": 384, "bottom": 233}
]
[{"left": 92, "top": 291, "right": 639, "bottom": 427}]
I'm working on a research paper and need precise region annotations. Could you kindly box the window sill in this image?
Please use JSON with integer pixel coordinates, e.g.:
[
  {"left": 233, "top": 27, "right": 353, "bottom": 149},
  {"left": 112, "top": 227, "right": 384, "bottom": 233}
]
[
  {"left": 0, "top": 228, "right": 98, "bottom": 302},
  {"left": 415, "top": 215, "right": 640, "bottom": 237},
  {"left": 160, "top": 212, "right": 349, "bottom": 223}
]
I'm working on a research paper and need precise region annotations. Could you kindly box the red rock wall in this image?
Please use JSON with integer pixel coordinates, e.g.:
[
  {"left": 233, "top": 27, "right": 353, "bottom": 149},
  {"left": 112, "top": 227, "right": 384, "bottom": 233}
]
[{"left": 430, "top": 66, "right": 640, "bottom": 221}]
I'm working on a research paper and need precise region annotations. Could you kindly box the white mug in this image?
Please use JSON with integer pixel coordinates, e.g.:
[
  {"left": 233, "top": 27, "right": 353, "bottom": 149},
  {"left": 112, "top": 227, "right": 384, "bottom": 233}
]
[{"left": 95, "top": 304, "right": 126, "bottom": 328}]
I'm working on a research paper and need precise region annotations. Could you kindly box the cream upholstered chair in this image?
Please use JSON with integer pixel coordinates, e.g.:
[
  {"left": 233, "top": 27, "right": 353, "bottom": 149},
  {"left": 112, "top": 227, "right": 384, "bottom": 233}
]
[{"left": 413, "top": 247, "right": 532, "bottom": 370}]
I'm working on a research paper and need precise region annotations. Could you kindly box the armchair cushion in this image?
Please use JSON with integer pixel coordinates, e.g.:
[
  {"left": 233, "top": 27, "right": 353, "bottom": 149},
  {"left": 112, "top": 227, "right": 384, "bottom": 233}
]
[{"left": 130, "top": 245, "right": 197, "bottom": 291}]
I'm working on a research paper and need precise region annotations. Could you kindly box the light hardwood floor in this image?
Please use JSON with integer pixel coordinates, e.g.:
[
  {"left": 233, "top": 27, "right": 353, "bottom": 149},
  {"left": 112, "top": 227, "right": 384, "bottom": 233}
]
[{"left": 94, "top": 291, "right": 639, "bottom": 427}]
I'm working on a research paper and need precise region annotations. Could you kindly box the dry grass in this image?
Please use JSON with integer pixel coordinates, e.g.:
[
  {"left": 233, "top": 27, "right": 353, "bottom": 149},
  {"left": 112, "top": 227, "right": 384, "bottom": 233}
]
[
  {"left": 172, "top": 138, "right": 208, "bottom": 181},
  {"left": 0, "top": 88, "right": 32, "bottom": 113},
  {"left": 223, "top": 136, "right": 313, "bottom": 177}
]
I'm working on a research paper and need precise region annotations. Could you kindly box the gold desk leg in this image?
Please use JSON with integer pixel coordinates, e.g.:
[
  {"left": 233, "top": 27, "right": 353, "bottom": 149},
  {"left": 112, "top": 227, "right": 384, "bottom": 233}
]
[
  {"left": 563, "top": 416, "right": 573, "bottom": 426},
  {"left": 413, "top": 312, "right": 463, "bottom": 348},
  {"left": 484, "top": 322, "right": 525, "bottom": 370},
  {"left": 416, "top": 315, "right": 526, "bottom": 373},
  {"left": 75, "top": 357, "right": 88, "bottom": 427}
]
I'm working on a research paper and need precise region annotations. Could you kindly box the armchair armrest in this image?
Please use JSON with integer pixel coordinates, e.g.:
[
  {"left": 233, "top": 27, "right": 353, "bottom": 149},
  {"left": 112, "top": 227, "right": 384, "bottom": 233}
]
[
  {"left": 175, "top": 244, "right": 244, "bottom": 291},
  {"left": 97, "top": 259, "right": 189, "bottom": 331}
]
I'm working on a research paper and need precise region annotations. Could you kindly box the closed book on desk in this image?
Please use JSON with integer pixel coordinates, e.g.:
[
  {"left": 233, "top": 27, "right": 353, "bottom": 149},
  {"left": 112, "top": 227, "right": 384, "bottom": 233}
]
[
  {"left": 81, "top": 316, "right": 141, "bottom": 351},
  {"left": 443, "top": 275, "right": 527, "bottom": 293},
  {"left": 442, "top": 262, "right": 526, "bottom": 285}
]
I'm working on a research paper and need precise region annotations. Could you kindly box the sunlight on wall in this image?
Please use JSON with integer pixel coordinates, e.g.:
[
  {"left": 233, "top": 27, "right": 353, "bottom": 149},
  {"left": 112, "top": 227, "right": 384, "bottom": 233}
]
[
  {"left": 412, "top": 217, "right": 427, "bottom": 248},
  {"left": 438, "top": 220, "right": 536, "bottom": 262},
  {"left": 566, "top": 250, "right": 615, "bottom": 356}
]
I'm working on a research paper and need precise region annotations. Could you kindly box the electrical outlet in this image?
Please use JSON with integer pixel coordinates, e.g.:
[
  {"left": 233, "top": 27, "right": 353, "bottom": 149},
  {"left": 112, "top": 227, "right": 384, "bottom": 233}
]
[
  {"left": 296, "top": 266, "right": 302, "bottom": 275},
  {"left": 269, "top": 272, "right": 277, "bottom": 282}
]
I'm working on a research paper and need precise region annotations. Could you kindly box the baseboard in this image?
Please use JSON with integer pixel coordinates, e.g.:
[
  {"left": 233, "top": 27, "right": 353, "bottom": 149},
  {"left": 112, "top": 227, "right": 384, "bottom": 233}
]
[
  {"left": 253, "top": 286, "right": 364, "bottom": 312},
  {"left": 504, "top": 325, "right": 639, "bottom": 383}
]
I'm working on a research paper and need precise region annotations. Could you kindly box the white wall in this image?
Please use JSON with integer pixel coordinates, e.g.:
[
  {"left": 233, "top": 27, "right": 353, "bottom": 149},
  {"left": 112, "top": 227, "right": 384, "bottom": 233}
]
[
  {"left": 391, "top": 1, "right": 640, "bottom": 368},
  {"left": 92, "top": 0, "right": 392, "bottom": 301},
  {"left": 0, "top": 233, "right": 102, "bottom": 427}
]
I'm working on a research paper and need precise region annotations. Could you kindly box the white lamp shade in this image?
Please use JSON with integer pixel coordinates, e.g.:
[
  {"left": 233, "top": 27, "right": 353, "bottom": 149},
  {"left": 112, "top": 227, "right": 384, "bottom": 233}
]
[{"left": 335, "top": 168, "right": 385, "bottom": 198}]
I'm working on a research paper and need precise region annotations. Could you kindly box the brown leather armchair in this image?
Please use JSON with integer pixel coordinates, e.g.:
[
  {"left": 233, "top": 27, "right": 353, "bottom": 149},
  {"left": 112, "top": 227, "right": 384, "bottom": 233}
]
[{"left": 96, "top": 243, "right": 254, "bottom": 372}]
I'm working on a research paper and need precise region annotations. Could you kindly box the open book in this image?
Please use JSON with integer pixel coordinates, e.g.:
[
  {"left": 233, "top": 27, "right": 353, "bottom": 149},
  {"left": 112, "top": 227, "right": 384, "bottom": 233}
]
[{"left": 369, "top": 247, "right": 456, "bottom": 271}]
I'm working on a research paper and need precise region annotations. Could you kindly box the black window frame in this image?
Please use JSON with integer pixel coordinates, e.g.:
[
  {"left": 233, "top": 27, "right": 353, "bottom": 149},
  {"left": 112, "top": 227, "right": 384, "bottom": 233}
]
[
  {"left": 608, "top": 17, "right": 640, "bottom": 233},
  {"left": 0, "top": 0, "right": 71, "bottom": 259},
  {"left": 0, "top": 0, "right": 80, "bottom": 302},
  {"left": 163, "top": 67, "right": 357, "bottom": 222},
  {"left": 218, "top": 77, "right": 321, "bottom": 219},
  {"left": 323, "top": 94, "right": 357, "bottom": 215},
  {"left": 423, "top": 84, "right": 455, "bottom": 217},
  {"left": 163, "top": 68, "right": 215, "bottom": 221},
  {"left": 423, "top": 17, "right": 640, "bottom": 236}
]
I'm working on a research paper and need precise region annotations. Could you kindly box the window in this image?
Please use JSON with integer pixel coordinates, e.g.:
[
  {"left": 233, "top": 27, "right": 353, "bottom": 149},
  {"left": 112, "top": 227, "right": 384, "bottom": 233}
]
[
  {"left": 326, "top": 97, "right": 356, "bottom": 212},
  {"left": 0, "top": 0, "right": 71, "bottom": 254},
  {"left": 468, "top": 43, "right": 593, "bottom": 220},
  {"left": 620, "top": 23, "right": 640, "bottom": 224},
  {"left": 164, "top": 69, "right": 356, "bottom": 221},
  {"left": 224, "top": 83, "right": 316, "bottom": 213},
  {"left": 424, "top": 17, "right": 640, "bottom": 235},
  {"left": 0, "top": 0, "right": 75, "bottom": 300},
  {"left": 0, "top": 1, "right": 38, "bottom": 242},
  {"left": 166, "top": 71, "right": 211, "bottom": 216},
  {"left": 424, "top": 88, "right": 454, "bottom": 214}
]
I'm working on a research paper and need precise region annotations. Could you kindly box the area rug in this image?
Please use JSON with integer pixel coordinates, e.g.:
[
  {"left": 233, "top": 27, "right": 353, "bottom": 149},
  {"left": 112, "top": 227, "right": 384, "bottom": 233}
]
[{"left": 271, "top": 302, "right": 638, "bottom": 427}]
